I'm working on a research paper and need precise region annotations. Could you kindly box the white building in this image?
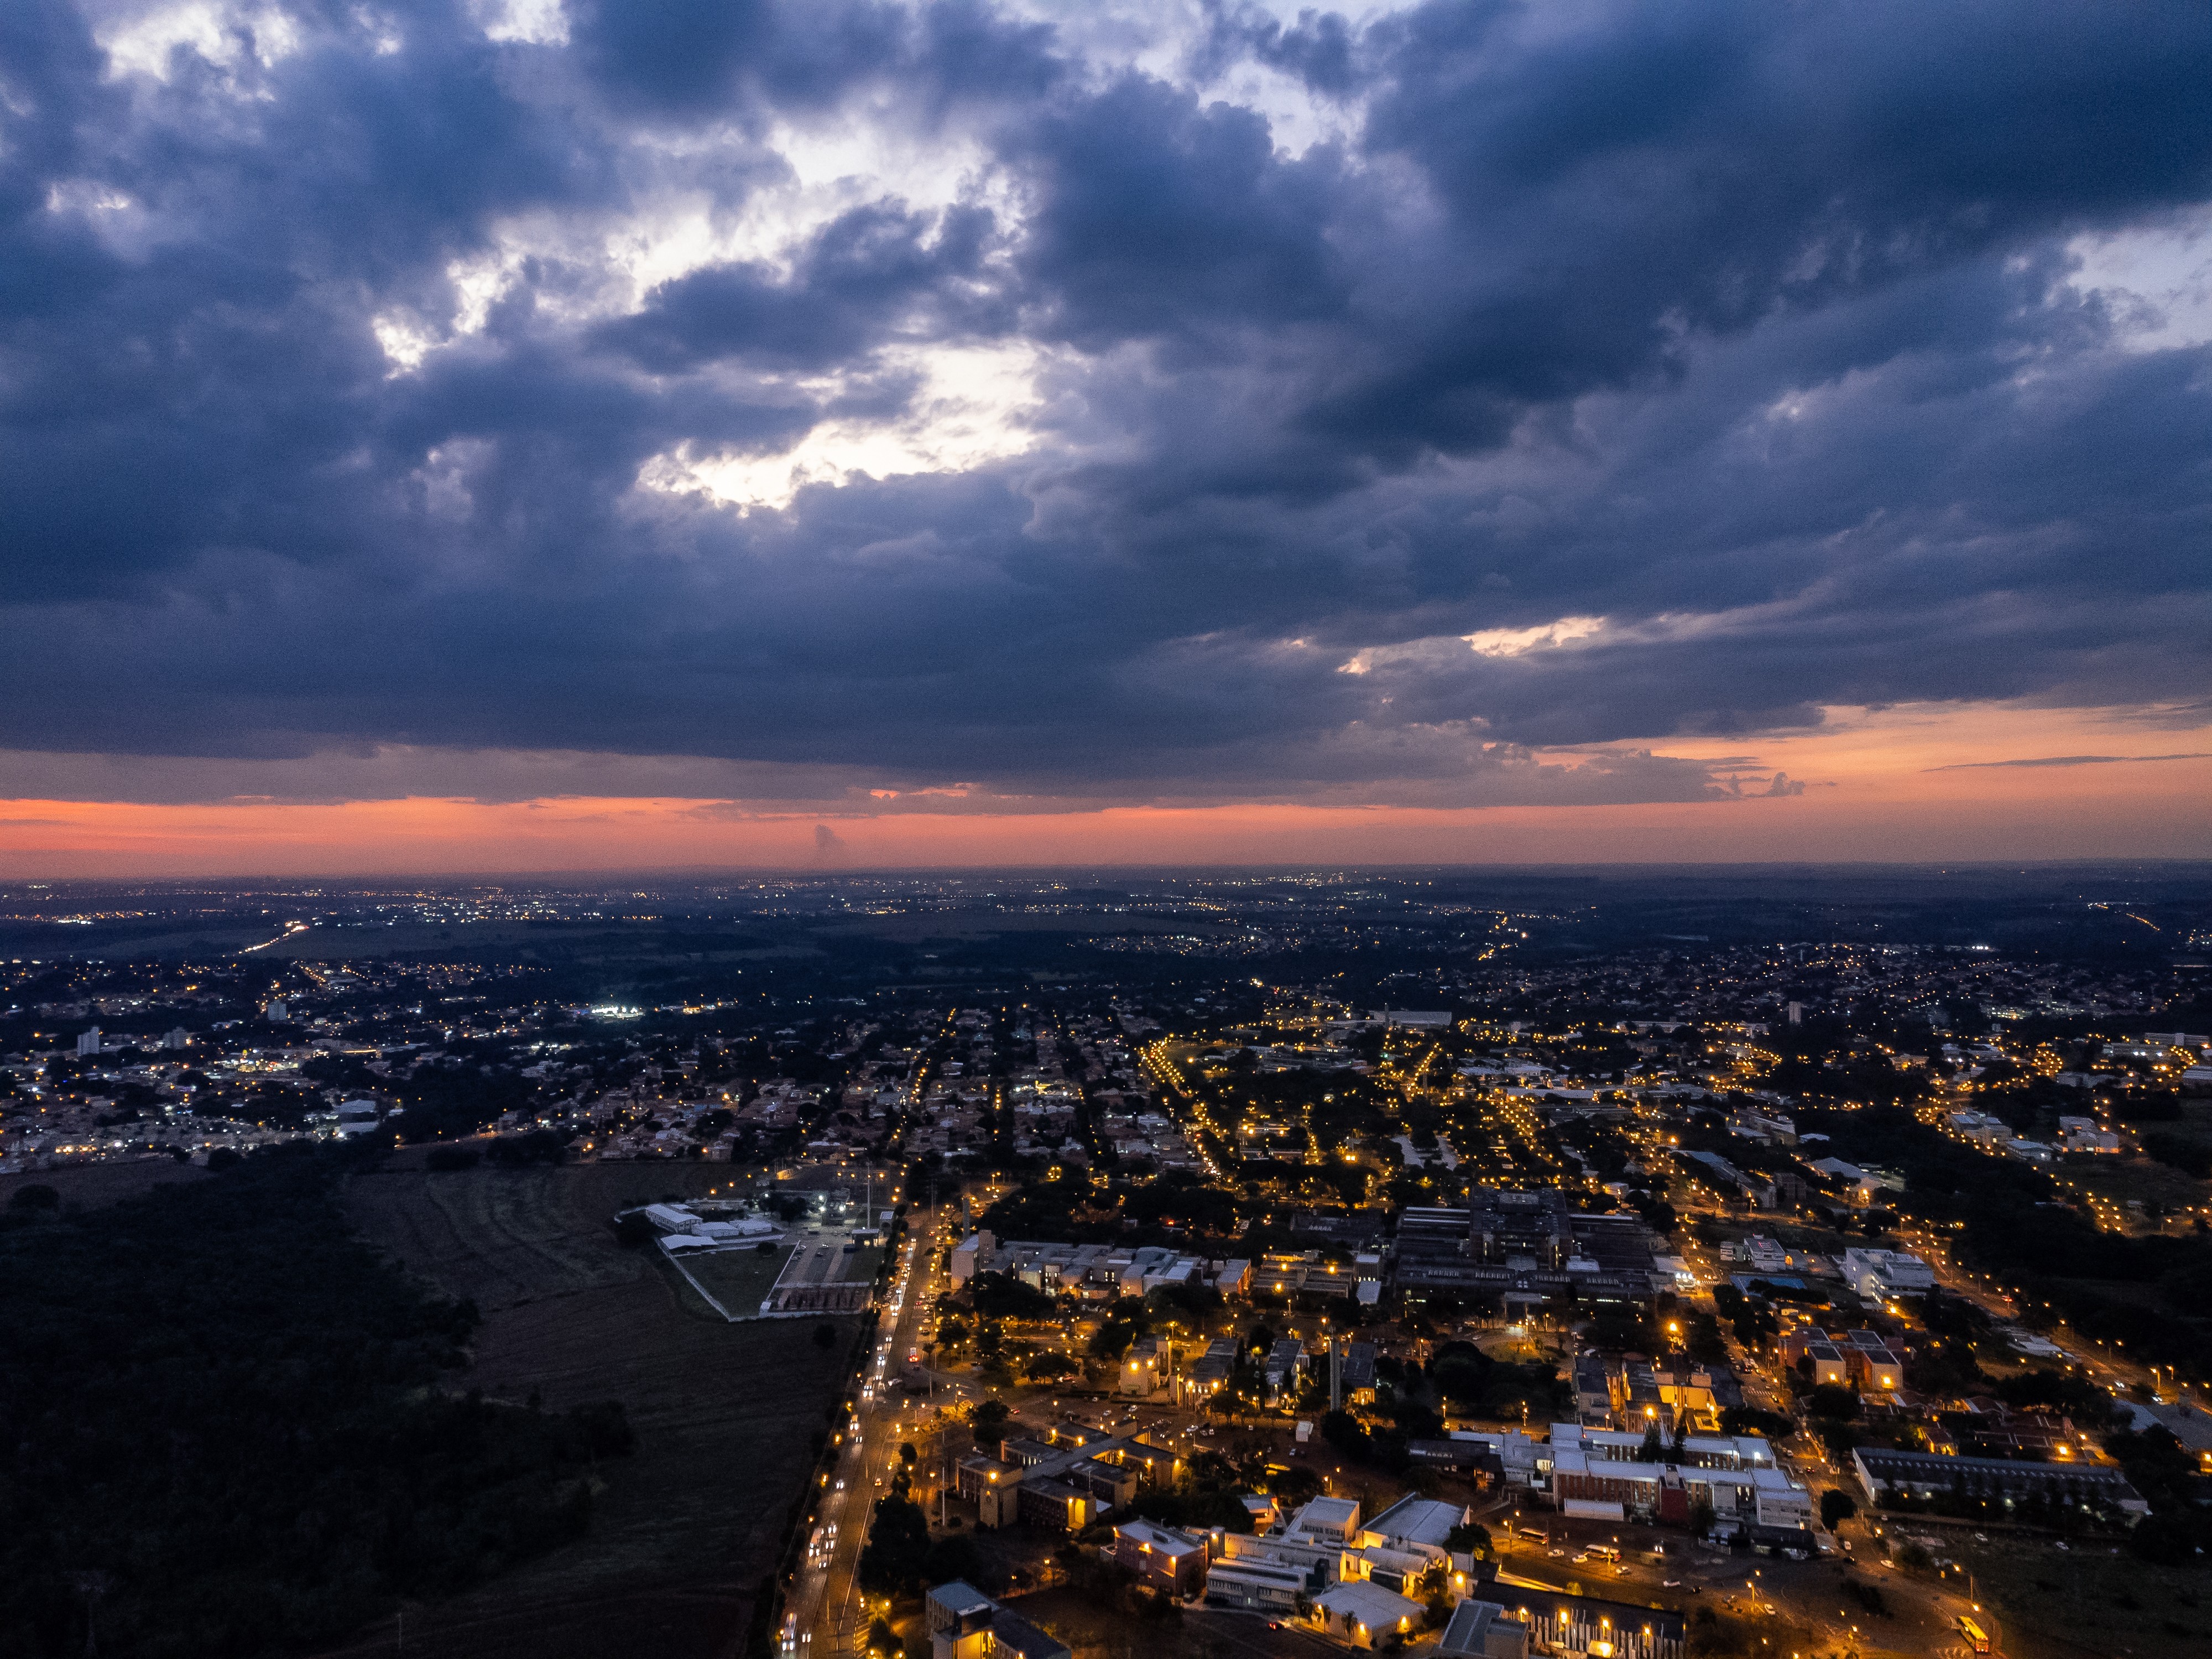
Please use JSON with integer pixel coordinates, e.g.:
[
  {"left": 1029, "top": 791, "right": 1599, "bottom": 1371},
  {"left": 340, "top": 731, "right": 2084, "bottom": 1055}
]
[
  {"left": 1310, "top": 1580, "right": 1424, "bottom": 1649},
  {"left": 1840, "top": 1247, "right": 1934, "bottom": 1300},
  {"left": 1286, "top": 1495, "right": 1363, "bottom": 1546}
]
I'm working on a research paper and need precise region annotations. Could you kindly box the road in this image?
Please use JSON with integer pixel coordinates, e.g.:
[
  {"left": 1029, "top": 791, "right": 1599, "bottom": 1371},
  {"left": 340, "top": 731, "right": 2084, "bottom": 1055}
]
[{"left": 785, "top": 1207, "right": 947, "bottom": 1659}]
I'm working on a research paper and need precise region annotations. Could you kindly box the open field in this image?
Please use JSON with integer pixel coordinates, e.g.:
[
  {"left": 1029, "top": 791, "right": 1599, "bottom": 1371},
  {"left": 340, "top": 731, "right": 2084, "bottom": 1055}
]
[
  {"left": 677, "top": 1239, "right": 797, "bottom": 1316},
  {"left": 0, "top": 1156, "right": 207, "bottom": 1210},
  {"left": 2063, "top": 1151, "right": 2211, "bottom": 1222},
  {"left": 325, "top": 1160, "right": 861, "bottom": 1659},
  {"left": 1903, "top": 1526, "right": 2211, "bottom": 1658}
]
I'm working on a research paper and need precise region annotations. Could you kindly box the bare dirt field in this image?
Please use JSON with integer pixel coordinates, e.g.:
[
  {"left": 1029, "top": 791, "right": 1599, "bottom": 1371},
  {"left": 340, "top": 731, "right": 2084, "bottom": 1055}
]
[{"left": 324, "top": 1159, "right": 860, "bottom": 1659}]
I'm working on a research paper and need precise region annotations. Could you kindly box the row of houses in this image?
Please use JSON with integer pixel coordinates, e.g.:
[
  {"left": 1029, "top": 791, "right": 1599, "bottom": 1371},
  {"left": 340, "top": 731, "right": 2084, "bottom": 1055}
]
[
  {"left": 947, "top": 1231, "right": 1251, "bottom": 1301},
  {"left": 1777, "top": 1325, "right": 1906, "bottom": 1392},
  {"left": 1107, "top": 1493, "right": 1688, "bottom": 1658},
  {"left": 1547, "top": 1425, "right": 1813, "bottom": 1530}
]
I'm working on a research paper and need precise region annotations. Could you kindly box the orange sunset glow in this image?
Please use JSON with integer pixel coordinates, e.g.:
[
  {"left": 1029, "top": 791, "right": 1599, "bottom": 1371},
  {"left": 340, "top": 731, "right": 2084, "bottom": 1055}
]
[{"left": 8, "top": 704, "right": 2207, "bottom": 875}]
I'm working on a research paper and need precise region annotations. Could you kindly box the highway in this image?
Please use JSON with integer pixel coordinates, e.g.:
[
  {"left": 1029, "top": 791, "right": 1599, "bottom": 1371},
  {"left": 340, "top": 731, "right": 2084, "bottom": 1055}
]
[{"left": 785, "top": 1205, "right": 948, "bottom": 1659}]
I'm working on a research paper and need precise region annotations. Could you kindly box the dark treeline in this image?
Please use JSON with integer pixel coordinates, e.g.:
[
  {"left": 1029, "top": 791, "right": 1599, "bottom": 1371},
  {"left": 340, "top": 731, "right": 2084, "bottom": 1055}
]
[{"left": 0, "top": 1145, "right": 632, "bottom": 1658}]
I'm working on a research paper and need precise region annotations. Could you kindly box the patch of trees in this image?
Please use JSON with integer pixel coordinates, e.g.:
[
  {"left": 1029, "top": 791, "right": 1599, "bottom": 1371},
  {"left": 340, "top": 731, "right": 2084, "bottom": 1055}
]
[
  {"left": 0, "top": 1143, "right": 632, "bottom": 1658},
  {"left": 1319, "top": 1408, "right": 1412, "bottom": 1472},
  {"left": 1126, "top": 1448, "right": 1259, "bottom": 1533},
  {"left": 1718, "top": 1406, "right": 1792, "bottom": 1439},
  {"left": 966, "top": 1271, "right": 1057, "bottom": 1321},
  {"left": 2105, "top": 1427, "right": 2212, "bottom": 1563},
  {"left": 1087, "top": 1297, "right": 1150, "bottom": 1361},
  {"left": 854, "top": 1491, "right": 981, "bottom": 1594},
  {"left": 484, "top": 1129, "right": 569, "bottom": 1167},
  {"left": 388, "top": 1058, "right": 538, "bottom": 1141},
  {"left": 978, "top": 1173, "right": 1121, "bottom": 1244},
  {"left": 2142, "top": 1132, "right": 2211, "bottom": 1179},
  {"left": 1710, "top": 1283, "right": 1778, "bottom": 1353},
  {"left": 1427, "top": 1341, "right": 1567, "bottom": 1422}
]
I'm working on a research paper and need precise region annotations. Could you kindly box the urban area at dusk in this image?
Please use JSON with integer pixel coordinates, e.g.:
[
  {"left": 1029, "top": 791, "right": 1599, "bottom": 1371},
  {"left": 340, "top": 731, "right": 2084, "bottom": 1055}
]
[
  {"left": 3, "top": 0, "right": 2210, "bottom": 1656},
  {"left": 4, "top": 867, "right": 2211, "bottom": 1659}
]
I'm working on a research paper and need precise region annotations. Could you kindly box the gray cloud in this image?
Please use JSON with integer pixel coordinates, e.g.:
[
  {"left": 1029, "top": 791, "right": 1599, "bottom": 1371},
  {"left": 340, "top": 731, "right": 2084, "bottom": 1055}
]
[
  {"left": 0, "top": 0, "right": 2208, "bottom": 804},
  {"left": 1925, "top": 753, "right": 2212, "bottom": 771}
]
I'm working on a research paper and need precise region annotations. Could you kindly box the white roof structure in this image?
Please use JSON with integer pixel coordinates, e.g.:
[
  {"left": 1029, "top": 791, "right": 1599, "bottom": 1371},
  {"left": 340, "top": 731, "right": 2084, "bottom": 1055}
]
[
  {"left": 1313, "top": 1580, "right": 1423, "bottom": 1638},
  {"left": 1288, "top": 1496, "right": 1361, "bottom": 1540},
  {"left": 1115, "top": 1518, "right": 1202, "bottom": 1558},
  {"left": 1364, "top": 1495, "right": 1467, "bottom": 1550}
]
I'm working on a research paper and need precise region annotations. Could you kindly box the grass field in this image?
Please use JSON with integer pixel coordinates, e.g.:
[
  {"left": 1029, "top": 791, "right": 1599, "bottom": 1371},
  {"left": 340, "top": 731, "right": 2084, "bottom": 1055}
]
[
  {"left": 326, "top": 1159, "right": 862, "bottom": 1659},
  {"left": 2062, "top": 1151, "right": 2210, "bottom": 1223},
  {"left": 676, "top": 1240, "right": 797, "bottom": 1317},
  {"left": 1910, "top": 1528, "right": 2210, "bottom": 1658},
  {"left": 0, "top": 1157, "right": 208, "bottom": 1210}
]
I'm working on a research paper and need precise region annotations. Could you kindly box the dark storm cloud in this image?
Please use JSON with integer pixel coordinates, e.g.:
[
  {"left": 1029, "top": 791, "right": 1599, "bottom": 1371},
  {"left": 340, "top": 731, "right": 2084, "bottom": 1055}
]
[
  {"left": 1, "top": 0, "right": 2209, "bottom": 804},
  {"left": 603, "top": 201, "right": 1008, "bottom": 372}
]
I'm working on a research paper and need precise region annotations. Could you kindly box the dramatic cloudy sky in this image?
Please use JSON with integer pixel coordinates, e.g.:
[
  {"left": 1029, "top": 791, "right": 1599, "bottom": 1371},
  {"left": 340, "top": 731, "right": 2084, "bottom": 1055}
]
[{"left": 3, "top": 0, "right": 2210, "bottom": 872}]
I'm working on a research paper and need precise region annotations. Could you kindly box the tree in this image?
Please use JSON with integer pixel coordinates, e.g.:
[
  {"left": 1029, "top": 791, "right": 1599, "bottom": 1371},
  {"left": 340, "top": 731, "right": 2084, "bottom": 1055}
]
[
  {"left": 1820, "top": 1489, "right": 1857, "bottom": 1530},
  {"left": 8, "top": 1183, "right": 59, "bottom": 1212},
  {"left": 867, "top": 1618, "right": 898, "bottom": 1658},
  {"left": 813, "top": 1324, "right": 839, "bottom": 1349},
  {"left": 1446, "top": 1521, "right": 1491, "bottom": 1559},
  {"left": 972, "top": 1399, "right": 1010, "bottom": 1443},
  {"left": 857, "top": 1495, "right": 933, "bottom": 1594},
  {"left": 900, "top": 1442, "right": 917, "bottom": 1467}
]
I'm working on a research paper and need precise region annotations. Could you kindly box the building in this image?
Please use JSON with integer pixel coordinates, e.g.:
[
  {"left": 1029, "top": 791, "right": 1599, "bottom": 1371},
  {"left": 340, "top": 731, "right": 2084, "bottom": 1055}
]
[
  {"left": 1407, "top": 1429, "right": 1541, "bottom": 1487},
  {"left": 957, "top": 1422, "right": 1167, "bottom": 1531},
  {"left": 1286, "top": 1495, "right": 1363, "bottom": 1546},
  {"left": 957, "top": 1455, "right": 1020, "bottom": 1527},
  {"left": 76, "top": 1027, "right": 102, "bottom": 1057},
  {"left": 1187, "top": 1337, "right": 1238, "bottom": 1400},
  {"left": 1548, "top": 1425, "right": 1809, "bottom": 1529},
  {"left": 949, "top": 1231, "right": 1224, "bottom": 1300},
  {"left": 1485, "top": 1593, "right": 1685, "bottom": 1659},
  {"left": 1779, "top": 1331, "right": 1850, "bottom": 1389},
  {"left": 1310, "top": 1580, "right": 1424, "bottom": 1648},
  {"left": 2055, "top": 1115, "right": 2124, "bottom": 1154},
  {"left": 1202, "top": 1552, "right": 1306, "bottom": 1614},
  {"left": 1851, "top": 1448, "right": 2149, "bottom": 1518},
  {"left": 1264, "top": 1337, "right": 1310, "bottom": 1397},
  {"left": 1363, "top": 1495, "right": 1469, "bottom": 1554},
  {"left": 1113, "top": 1517, "right": 1206, "bottom": 1599},
  {"left": 1337, "top": 1340, "right": 1378, "bottom": 1404},
  {"left": 927, "top": 1583, "right": 997, "bottom": 1640},
  {"left": 926, "top": 1584, "right": 1072, "bottom": 1659},
  {"left": 1392, "top": 1190, "right": 1662, "bottom": 1316},
  {"left": 1434, "top": 1600, "right": 1531, "bottom": 1659},
  {"left": 1839, "top": 1248, "right": 1935, "bottom": 1300},
  {"left": 1015, "top": 1478, "right": 1097, "bottom": 1531},
  {"left": 1834, "top": 1328, "right": 1905, "bottom": 1392},
  {"left": 1119, "top": 1335, "right": 1166, "bottom": 1397},
  {"left": 1218, "top": 1528, "right": 1340, "bottom": 1592}
]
